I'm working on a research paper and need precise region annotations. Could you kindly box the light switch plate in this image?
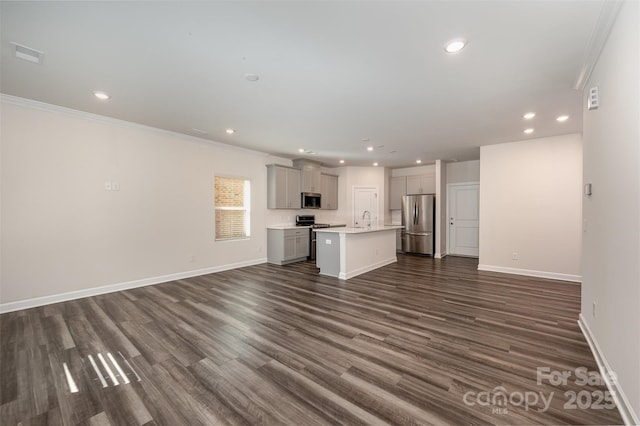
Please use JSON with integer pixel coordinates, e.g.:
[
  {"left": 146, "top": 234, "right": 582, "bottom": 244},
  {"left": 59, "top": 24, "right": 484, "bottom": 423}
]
[{"left": 588, "top": 87, "right": 599, "bottom": 110}]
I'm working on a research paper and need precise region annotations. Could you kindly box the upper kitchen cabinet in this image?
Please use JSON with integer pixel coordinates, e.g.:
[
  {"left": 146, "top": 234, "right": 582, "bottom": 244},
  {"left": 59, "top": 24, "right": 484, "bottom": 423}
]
[
  {"left": 293, "top": 159, "right": 322, "bottom": 193},
  {"left": 320, "top": 173, "right": 338, "bottom": 210},
  {"left": 389, "top": 176, "right": 406, "bottom": 210},
  {"left": 266, "top": 165, "right": 301, "bottom": 209},
  {"left": 406, "top": 173, "right": 435, "bottom": 194}
]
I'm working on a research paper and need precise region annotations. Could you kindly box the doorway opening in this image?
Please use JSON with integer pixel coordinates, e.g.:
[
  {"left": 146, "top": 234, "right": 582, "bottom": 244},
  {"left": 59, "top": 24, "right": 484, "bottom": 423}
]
[{"left": 353, "top": 186, "right": 379, "bottom": 228}]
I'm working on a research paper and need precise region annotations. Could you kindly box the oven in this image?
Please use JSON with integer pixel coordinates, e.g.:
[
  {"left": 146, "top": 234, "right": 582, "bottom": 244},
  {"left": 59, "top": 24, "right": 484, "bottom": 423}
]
[
  {"left": 310, "top": 223, "right": 330, "bottom": 261},
  {"left": 295, "top": 215, "right": 344, "bottom": 261},
  {"left": 295, "top": 215, "right": 327, "bottom": 261}
]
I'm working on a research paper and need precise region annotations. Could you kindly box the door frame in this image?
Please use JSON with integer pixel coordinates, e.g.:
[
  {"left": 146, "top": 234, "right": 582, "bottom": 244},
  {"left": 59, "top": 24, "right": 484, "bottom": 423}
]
[
  {"left": 446, "top": 182, "right": 480, "bottom": 256},
  {"left": 352, "top": 186, "right": 379, "bottom": 227}
]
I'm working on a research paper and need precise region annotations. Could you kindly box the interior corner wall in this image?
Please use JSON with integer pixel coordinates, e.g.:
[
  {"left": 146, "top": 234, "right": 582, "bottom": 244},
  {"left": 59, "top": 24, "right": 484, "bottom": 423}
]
[
  {"left": 581, "top": 0, "right": 640, "bottom": 421},
  {"left": 435, "top": 160, "right": 447, "bottom": 257},
  {"left": 0, "top": 98, "right": 279, "bottom": 308},
  {"left": 478, "top": 133, "right": 583, "bottom": 281}
]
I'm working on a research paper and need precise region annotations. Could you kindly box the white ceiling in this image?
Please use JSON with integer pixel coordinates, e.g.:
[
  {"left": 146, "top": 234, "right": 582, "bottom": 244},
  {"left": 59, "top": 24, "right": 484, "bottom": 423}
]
[{"left": 1, "top": 1, "right": 605, "bottom": 168}]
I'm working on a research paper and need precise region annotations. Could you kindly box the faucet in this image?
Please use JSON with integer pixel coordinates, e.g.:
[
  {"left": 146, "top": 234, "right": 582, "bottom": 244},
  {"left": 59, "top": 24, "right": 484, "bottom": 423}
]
[{"left": 362, "top": 210, "right": 371, "bottom": 228}]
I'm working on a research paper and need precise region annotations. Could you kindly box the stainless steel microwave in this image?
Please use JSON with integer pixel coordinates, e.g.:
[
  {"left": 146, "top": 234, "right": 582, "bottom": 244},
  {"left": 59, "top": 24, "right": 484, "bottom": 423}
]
[{"left": 301, "top": 192, "right": 321, "bottom": 209}]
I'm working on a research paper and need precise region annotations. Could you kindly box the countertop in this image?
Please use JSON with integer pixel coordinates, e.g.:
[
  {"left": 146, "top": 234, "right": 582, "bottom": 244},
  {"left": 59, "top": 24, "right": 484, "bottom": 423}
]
[
  {"left": 267, "top": 223, "right": 347, "bottom": 230},
  {"left": 267, "top": 225, "right": 310, "bottom": 230},
  {"left": 314, "top": 225, "right": 404, "bottom": 234}
]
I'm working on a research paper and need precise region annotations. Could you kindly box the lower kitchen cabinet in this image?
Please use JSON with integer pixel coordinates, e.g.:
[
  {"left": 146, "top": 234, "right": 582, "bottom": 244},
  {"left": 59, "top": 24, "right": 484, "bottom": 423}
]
[{"left": 267, "top": 228, "right": 310, "bottom": 265}]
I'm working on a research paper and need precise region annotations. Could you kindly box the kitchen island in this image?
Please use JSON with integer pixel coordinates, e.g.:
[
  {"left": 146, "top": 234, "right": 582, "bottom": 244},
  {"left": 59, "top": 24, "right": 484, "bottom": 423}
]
[{"left": 315, "top": 225, "right": 403, "bottom": 279}]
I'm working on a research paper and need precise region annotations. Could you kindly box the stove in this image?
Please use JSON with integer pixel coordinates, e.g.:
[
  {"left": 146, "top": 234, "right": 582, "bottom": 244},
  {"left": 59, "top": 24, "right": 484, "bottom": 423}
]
[
  {"left": 295, "top": 214, "right": 315, "bottom": 227},
  {"left": 295, "top": 215, "right": 345, "bottom": 260}
]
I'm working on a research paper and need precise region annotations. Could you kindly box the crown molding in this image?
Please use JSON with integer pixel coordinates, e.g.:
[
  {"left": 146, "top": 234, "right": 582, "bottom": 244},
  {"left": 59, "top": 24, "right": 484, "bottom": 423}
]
[
  {"left": 0, "top": 93, "right": 271, "bottom": 158},
  {"left": 574, "top": 0, "right": 624, "bottom": 90}
]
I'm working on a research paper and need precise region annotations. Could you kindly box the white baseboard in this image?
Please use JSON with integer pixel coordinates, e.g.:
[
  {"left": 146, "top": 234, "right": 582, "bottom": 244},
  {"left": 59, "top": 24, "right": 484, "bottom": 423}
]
[
  {"left": 0, "top": 258, "right": 267, "bottom": 314},
  {"left": 339, "top": 256, "right": 397, "bottom": 280},
  {"left": 477, "top": 264, "right": 581, "bottom": 283},
  {"left": 434, "top": 251, "right": 447, "bottom": 259},
  {"left": 578, "top": 314, "right": 639, "bottom": 425}
]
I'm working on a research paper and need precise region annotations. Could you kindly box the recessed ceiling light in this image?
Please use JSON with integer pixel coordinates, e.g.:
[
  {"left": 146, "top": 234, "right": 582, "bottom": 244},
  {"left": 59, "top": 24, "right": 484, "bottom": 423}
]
[
  {"left": 416, "top": 160, "right": 422, "bottom": 164},
  {"left": 373, "top": 162, "right": 379, "bottom": 167},
  {"left": 524, "top": 128, "right": 534, "bottom": 134},
  {"left": 367, "top": 146, "right": 374, "bottom": 152},
  {"left": 361, "top": 138, "right": 370, "bottom": 142},
  {"left": 556, "top": 115, "right": 569, "bottom": 122},
  {"left": 225, "top": 128, "right": 235, "bottom": 134},
  {"left": 93, "top": 91, "right": 110, "bottom": 101},
  {"left": 523, "top": 112, "right": 536, "bottom": 119},
  {"left": 298, "top": 148, "right": 305, "bottom": 153},
  {"left": 245, "top": 73, "right": 259, "bottom": 82},
  {"left": 339, "top": 160, "right": 345, "bottom": 164},
  {"left": 444, "top": 38, "right": 466, "bottom": 54}
]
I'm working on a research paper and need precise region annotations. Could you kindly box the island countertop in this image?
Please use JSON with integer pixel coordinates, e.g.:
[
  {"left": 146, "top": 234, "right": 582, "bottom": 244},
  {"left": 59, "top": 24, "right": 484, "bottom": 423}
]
[{"left": 314, "top": 225, "right": 403, "bottom": 234}]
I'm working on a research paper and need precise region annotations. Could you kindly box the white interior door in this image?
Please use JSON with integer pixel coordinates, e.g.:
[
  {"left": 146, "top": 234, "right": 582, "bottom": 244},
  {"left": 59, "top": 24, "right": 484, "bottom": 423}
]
[
  {"left": 448, "top": 183, "right": 479, "bottom": 257},
  {"left": 353, "top": 187, "right": 378, "bottom": 227}
]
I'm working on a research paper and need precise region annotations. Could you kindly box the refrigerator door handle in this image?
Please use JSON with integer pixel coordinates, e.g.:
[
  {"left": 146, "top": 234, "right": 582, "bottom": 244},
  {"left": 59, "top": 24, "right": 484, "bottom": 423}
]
[{"left": 413, "top": 203, "right": 418, "bottom": 225}]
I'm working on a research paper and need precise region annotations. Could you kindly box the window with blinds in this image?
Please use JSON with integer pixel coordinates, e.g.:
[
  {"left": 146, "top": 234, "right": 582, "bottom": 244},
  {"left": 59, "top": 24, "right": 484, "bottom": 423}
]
[{"left": 214, "top": 176, "right": 251, "bottom": 241}]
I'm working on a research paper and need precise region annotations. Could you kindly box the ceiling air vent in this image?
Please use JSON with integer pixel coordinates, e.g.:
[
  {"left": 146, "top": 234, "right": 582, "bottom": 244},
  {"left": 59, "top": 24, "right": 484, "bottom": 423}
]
[{"left": 10, "top": 42, "right": 44, "bottom": 64}]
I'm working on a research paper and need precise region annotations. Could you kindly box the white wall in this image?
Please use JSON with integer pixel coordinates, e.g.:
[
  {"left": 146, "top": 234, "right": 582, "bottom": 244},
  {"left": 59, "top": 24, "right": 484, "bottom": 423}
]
[
  {"left": 581, "top": 1, "right": 639, "bottom": 421},
  {"left": 478, "top": 133, "right": 583, "bottom": 281},
  {"left": 330, "top": 166, "right": 386, "bottom": 227},
  {"left": 0, "top": 97, "right": 288, "bottom": 307},
  {"left": 446, "top": 160, "right": 480, "bottom": 184}
]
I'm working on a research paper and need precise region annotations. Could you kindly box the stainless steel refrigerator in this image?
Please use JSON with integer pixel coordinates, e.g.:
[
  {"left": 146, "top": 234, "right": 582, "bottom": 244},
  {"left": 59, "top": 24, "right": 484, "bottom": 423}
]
[{"left": 401, "top": 194, "right": 435, "bottom": 255}]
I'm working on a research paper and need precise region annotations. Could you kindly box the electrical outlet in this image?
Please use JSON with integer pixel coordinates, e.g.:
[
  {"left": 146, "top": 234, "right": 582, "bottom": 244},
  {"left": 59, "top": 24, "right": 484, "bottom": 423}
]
[
  {"left": 512, "top": 252, "right": 519, "bottom": 260},
  {"left": 104, "top": 181, "right": 112, "bottom": 191},
  {"left": 112, "top": 182, "right": 120, "bottom": 191},
  {"left": 592, "top": 301, "right": 596, "bottom": 317}
]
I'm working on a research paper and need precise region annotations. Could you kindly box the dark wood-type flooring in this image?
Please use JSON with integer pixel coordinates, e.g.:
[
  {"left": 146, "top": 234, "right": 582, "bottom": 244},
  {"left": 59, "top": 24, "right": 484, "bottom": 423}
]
[{"left": 0, "top": 255, "right": 623, "bottom": 425}]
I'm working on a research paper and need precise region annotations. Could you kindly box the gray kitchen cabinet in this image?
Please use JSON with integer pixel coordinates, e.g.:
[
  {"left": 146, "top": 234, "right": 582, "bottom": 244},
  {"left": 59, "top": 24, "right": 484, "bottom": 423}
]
[
  {"left": 267, "top": 228, "right": 309, "bottom": 264},
  {"left": 406, "top": 173, "right": 435, "bottom": 194},
  {"left": 293, "top": 159, "right": 322, "bottom": 193},
  {"left": 320, "top": 173, "right": 338, "bottom": 210},
  {"left": 266, "top": 165, "right": 301, "bottom": 209},
  {"left": 389, "top": 176, "right": 406, "bottom": 210}
]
